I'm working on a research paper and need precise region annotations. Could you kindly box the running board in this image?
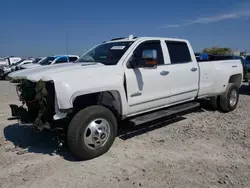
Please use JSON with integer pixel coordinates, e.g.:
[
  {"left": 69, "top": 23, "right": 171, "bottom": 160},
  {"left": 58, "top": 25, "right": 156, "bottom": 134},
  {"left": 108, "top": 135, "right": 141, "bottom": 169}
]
[{"left": 128, "top": 102, "right": 200, "bottom": 126}]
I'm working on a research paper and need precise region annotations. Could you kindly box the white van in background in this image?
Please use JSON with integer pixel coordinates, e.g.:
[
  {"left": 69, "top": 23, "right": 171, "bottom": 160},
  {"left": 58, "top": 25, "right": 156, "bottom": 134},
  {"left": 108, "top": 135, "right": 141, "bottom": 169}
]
[
  {"left": 0, "top": 58, "right": 6, "bottom": 67},
  {"left": 5, "top": 57, "right": 22, "bottom": 66}
]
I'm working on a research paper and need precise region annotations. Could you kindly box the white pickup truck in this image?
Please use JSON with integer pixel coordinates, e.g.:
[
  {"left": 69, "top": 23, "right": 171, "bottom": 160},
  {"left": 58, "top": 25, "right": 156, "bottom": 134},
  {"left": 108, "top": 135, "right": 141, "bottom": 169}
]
[{"left": 8, "top": 35, "right": 243, "bottom": 160}]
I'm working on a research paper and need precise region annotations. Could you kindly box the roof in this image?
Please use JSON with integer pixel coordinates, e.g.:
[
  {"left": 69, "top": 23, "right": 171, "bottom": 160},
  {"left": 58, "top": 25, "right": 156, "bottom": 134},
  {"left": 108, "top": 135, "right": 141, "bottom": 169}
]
[
  {"left": 104, "top": 35, "right": 188, "bottom": 43},
  {"left": 104, "top": 37, "right": 189, "bottom": 44},
  {"left": 52, "top": 55, "right": 79, "bottom": 58}
]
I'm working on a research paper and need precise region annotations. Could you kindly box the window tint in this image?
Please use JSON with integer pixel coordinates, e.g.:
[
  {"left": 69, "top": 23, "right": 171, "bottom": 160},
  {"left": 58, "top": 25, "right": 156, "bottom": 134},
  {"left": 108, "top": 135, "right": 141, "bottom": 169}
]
[
  {"left": 40, "top": 57, "right": 55, "bottom": 65},
  {"left": 76, "top": 41, "right": 133, "bottom": 65},
  {"left": 69, "top": 57, "right": 78, "bottom": 62},
  {"left": 166, "top": 41, "right": 191, "bottom": 64},
  {"left": 55, "top": 57, "right": 68, "bottom": 64},
  {"left": 133, "top": 41, "right": 164, "bottom": 65}
]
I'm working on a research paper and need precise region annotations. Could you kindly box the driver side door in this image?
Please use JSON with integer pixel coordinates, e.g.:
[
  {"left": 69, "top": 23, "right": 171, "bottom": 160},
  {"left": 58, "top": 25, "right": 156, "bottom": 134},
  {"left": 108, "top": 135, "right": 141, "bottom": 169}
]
[{"left": 125, "top": 40, "right": 171, "bottom": 116}]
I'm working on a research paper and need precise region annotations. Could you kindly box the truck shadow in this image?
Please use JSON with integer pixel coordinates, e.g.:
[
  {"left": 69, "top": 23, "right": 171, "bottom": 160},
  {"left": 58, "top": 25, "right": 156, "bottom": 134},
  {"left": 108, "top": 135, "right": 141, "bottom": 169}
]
[
  {"left": 3, "top": 124, "right": 77, "bottom": 161},
  {"left": 118, "top": 108, "right": 203, "bottom": 140},
  {"left": 3, "top": 108, "right": 204, "bottom": 161},
  {"left": 118, "top": 116, "right": 186, "bottom": 140}
]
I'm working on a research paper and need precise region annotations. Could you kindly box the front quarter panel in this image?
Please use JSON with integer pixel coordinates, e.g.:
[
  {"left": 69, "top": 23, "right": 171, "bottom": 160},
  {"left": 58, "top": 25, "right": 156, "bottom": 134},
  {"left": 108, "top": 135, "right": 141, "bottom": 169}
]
[{"left": 53, "top": 67, "right": 128, "bottom": 115}]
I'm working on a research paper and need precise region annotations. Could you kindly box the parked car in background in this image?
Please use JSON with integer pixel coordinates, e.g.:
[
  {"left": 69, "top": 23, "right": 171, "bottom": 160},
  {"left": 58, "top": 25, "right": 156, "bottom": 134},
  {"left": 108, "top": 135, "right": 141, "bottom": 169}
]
[
  {"left": 0, "top": 57, "right": 22, "bottom": 80},
  {"left": 19, "top": 55, "right": 79, "bottom": 69},
  {"left": 15, "top": 57, "right": 44, "bottom": 71},
  {"left": 9, "top": 35, "right": 243, "bottom": 160},
  {"left": 11, "top": 59, "right": 34, "bottom": 71},
  {"left": 0, "top": 56, "right": 22, "bottom": 68},
  {"left": 0, "top": 58, "right": 6, "bottom": 67},
  {"left": 245, "top": 55, "right": 250, "bottom": 67},
  {"left": 0, "top": 66, "right": 12, "bottom": 80},
  {"left": 6, "top": 57, "right": 22, "bottom": 66},
  {"left": 31, "top": 57, "right": 45, "bottom": 64}
]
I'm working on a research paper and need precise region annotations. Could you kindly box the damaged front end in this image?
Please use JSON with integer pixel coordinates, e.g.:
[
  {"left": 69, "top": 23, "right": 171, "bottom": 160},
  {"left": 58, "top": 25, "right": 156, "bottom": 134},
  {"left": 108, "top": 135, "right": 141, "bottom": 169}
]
[{"left": 10, "top": 79, "right": 56, "bottom": 131}]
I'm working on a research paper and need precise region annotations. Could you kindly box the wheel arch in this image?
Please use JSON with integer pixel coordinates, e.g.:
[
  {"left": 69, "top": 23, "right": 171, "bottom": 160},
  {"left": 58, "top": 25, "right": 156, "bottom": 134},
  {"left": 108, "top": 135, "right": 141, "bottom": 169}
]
[
  {"left": 228, "top": 74, "right": 242, "bottom": 89},
  {"left": 72, "top": 90, "right": 123, "bottom": 120}
]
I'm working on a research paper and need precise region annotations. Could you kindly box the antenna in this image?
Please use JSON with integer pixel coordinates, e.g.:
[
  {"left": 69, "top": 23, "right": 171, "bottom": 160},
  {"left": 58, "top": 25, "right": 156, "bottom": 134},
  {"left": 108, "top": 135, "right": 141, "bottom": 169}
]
[{"left": 66, "top": 29, "right": 69, "bottom": 55}]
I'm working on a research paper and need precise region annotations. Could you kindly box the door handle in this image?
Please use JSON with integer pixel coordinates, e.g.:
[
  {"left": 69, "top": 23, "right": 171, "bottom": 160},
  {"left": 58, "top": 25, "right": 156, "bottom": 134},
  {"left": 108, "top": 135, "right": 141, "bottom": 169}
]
[
  {"left": 160, "top": 70, "right": 169, "bottom": 76},
  {"left": 190, "top": 67, "right": 198, "bottom": 72}
]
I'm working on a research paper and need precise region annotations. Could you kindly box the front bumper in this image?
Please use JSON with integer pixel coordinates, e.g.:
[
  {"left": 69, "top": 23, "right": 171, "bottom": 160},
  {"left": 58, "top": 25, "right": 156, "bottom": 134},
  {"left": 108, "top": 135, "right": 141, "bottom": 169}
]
[{"left": 9, "top": 80, "right": 56, "bottom": 131}]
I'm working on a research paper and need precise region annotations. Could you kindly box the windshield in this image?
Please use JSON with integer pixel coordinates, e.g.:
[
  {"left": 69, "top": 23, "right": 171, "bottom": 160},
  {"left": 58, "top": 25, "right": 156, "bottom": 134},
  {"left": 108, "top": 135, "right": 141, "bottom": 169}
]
[
  {"left": 32, "top": 58, "right": 42, "bottom": 64},
  {"left": 75, "top": 41, "right": 134, "bottom": 65},
  {"left": 12, "top": 59, "right": 25, "bottom": 66},
  {"left": 246, "top": 56, "right": 250, "bottom": 61},
  {"left": 39, "top": 57, "right": 55, "bottom": 65}
]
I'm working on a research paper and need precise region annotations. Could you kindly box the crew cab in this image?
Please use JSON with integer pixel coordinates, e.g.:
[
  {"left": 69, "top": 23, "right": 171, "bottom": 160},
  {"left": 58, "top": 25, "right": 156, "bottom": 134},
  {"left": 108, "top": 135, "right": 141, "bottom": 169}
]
[
  {"left": 19, "top": 55, "right": 79, "bottom": 69},
  {"left": 8, "top": 35, "right": 243, "bottom": 160}
]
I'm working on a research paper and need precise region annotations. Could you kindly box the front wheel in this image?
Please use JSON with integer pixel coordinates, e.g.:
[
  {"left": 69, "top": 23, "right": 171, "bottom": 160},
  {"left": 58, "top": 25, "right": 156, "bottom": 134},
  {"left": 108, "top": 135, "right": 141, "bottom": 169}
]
[
  {"left": 67, "top": 105, "right": 117, "bottom": 160},
  {"left": 219, "top": 83, "right": 239, "bottom": 112}
]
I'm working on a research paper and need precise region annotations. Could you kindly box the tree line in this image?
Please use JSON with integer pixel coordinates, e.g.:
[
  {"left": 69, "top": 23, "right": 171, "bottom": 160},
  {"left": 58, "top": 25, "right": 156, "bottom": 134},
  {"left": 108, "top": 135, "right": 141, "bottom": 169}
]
[{"left": 202, "top": 46, "right": 232, "bottom": 55}]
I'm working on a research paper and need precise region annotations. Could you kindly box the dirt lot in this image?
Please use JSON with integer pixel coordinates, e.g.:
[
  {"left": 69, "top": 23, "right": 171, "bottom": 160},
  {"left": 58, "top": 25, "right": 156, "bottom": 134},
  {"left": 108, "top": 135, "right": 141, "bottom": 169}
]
[{"left": 0, "top": 81, "right": 250, "bottom": 188}]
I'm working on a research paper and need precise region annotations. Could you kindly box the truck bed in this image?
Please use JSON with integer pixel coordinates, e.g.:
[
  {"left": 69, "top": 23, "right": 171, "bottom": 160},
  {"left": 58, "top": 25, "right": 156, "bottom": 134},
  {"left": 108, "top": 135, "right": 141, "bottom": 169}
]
[{"left": 198, "top": 59, "right": 242, "bottom": 98}]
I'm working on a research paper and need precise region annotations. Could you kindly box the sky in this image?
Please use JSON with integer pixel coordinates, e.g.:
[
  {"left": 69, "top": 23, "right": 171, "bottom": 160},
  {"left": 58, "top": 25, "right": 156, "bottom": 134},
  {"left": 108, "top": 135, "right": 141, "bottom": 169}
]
[{"left": 0, "top": 0, "right": 249, "bottom": 57}]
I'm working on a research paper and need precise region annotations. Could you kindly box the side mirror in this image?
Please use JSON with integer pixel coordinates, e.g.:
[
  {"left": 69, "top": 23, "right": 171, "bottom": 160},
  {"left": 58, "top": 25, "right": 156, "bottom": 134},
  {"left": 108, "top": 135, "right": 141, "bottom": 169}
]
[{"left": 129, "top": 49, "right": 158, "bottom": 68}]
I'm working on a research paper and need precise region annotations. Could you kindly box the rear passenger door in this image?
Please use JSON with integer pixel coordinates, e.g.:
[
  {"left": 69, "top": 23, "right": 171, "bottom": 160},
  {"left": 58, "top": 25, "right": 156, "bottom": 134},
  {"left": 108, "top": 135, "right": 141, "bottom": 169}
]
[{"left": 164, "top": 41, "right": 199, "bottom": 104}]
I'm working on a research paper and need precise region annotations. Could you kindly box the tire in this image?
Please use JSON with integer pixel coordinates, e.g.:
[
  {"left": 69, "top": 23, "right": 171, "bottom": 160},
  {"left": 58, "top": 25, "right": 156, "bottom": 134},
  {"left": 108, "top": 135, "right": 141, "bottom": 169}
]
[
  {"left": 219, "top": 83, "right": 239, "bottom": 112},
  {"left": 67, "top": 105, "right": 117, "bottom": 160}
]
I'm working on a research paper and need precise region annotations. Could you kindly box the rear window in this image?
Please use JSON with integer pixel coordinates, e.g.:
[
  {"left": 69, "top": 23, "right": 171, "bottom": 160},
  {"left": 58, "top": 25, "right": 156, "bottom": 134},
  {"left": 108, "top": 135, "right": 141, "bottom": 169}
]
[
  {"left": 40, "top": 57, "right": 55, "bottom": 65},
  {"left": 69, "top": 57, "right": 78, "bottom": 62},
  {"left": 55, "top": 57, "right": 68, "bottom": 64},
  {"left": 165, "top": 41, "right": 192, "bottom": 64}
]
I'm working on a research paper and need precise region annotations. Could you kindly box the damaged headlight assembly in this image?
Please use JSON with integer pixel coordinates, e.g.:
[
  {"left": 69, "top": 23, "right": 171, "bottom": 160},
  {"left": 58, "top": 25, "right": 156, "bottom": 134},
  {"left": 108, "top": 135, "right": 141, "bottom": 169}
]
[{"left": 10, "top": 79, "right": 56, "bottom": 131}]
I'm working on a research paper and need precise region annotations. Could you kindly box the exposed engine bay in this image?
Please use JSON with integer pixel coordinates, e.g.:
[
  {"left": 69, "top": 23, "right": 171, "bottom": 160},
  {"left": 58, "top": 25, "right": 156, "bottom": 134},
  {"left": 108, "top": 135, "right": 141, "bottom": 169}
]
[{"left": 10, "top": 79, "right": 56, "bottom": 131}]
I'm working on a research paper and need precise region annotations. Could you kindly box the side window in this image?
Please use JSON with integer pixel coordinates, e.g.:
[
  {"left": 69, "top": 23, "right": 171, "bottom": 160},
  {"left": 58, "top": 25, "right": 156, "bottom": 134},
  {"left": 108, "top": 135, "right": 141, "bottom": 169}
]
[
  {"left": 69, "top": 57, "right": 78, "bottom": 62},
  {"left": 166, "top": 41, "right": 192, "bottom": 64},
  {"left": 55, "top": 57, "right": 68, "bottom": 64},
  {"left": 133, "top": 41, "right": 164, "bottom": 65}
]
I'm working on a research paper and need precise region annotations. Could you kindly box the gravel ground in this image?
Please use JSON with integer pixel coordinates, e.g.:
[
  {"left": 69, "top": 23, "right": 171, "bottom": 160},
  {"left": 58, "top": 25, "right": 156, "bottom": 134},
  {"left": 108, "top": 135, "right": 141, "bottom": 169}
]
[{"left": 0, "top": 81, "right": 250, "bottom": 188}]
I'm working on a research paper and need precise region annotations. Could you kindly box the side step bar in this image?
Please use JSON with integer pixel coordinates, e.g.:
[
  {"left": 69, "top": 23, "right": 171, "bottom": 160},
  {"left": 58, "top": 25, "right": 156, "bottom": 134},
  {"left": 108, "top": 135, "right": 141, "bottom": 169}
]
[{"left": 128, "top": 102, "right": 200, "bottom": 126}]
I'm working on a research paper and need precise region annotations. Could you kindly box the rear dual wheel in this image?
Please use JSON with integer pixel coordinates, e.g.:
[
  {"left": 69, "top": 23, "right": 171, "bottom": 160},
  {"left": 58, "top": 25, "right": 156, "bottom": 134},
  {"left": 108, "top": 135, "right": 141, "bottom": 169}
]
[
  {"left": 219, "top": 83, "right": 239, "bottom": 112},
  {"left": 206, "top": 83, "right": 239, "bottom": 112}
]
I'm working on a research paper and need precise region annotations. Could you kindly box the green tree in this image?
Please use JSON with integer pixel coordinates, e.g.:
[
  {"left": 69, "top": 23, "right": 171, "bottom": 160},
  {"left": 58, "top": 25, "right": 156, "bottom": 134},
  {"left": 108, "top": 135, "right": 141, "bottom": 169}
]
[{"left": 202, "top": 46, "right": 232, "bottom": 55}]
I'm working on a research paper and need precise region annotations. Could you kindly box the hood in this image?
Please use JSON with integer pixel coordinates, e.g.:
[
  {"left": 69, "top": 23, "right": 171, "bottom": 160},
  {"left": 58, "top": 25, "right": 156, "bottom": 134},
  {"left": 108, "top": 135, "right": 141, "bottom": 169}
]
[
  {"left": 21, "top": 63, "right": 41, "bottom": 69},
  {"left": 9, "top": 62, "right": 105, "bottom": 81}
]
